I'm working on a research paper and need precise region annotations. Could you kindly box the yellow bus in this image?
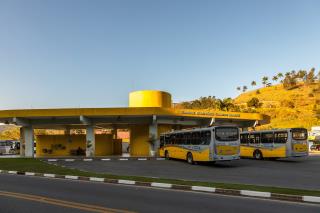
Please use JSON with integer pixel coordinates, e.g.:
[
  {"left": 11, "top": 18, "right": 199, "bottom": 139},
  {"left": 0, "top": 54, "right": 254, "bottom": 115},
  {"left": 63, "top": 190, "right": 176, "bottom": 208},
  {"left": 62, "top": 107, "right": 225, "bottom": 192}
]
[
  {"left": 159, "top": 126, "right": 240, "bottom": 164},
  {"left": 240, "top": 128, "right": 308, "bottom": 160}
]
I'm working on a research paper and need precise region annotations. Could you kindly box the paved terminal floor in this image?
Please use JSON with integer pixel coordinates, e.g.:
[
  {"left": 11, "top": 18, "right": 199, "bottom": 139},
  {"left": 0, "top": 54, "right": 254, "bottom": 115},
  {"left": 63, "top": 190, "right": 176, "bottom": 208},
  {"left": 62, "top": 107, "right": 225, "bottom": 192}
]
[{"left": 56, "top": 155, "right": 320, "bottom": 190}]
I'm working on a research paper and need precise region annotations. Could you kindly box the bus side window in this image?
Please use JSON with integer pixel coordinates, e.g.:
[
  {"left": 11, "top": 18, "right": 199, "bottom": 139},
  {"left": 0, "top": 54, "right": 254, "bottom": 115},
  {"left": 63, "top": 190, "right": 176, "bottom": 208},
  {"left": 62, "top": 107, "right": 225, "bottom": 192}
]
[
  {"left": 261, "top": 132, "right": 274, "bottom": 143},
  {"left": 240, "top": 134, "right": 248, "bottom": 144},
  {"left": 165, "top": 135, "right": 170, "bottom": 145},
  {"left": 274, "top": 132, "right": 288, "bottom": 143},
  {"left": 191, "top": 132, "right": 201, "bottom": 145},
  {"left": 200, "top": 131, "right": 211, "bottom": 145},
  {"left": 160, "top": 136, "right": 164, "bottom": 148},
  {"left": 184, "top": 133, "right": 191, "bottom": 145}
]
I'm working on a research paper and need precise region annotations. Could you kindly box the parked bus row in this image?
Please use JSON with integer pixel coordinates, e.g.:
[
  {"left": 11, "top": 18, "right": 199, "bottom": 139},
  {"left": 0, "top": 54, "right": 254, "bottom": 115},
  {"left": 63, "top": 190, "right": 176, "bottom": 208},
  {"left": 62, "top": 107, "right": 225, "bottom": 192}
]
[{"left": 159, "top": 127, "right": 309, "bottom": 164}]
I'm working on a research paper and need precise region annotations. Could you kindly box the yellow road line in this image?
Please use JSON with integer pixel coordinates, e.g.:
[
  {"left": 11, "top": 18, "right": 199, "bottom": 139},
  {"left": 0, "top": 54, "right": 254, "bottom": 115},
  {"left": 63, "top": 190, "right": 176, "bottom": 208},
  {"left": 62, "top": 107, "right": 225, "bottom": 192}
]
[{"left": 0, "top": 190, "right": 135, "bottom": 213}]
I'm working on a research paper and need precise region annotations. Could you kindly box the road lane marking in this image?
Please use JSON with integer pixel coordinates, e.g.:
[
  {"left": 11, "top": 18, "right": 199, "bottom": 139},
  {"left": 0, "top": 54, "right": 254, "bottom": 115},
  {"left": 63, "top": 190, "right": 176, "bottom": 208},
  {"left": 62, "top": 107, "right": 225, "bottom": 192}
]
[
  {"left": 47, "top": 159, "right": 57, "bottom": 162},
  {"left": 8, "top": 171, "right": 17, "bottom": 174},
  {"left": 65, "top": 159, "right": 75, "bottom": 162},
  {"left": 84, "top": 159, "right": 93, "bottom": 161},
  {"left": 119, "top": 158, "right": 128, "bottom": 161},
  {"left": 0, "top": 190, "right": 134, "bottom": 213},
  {"left": 101, "top": 158, "right": 111, "bottom": 161}
]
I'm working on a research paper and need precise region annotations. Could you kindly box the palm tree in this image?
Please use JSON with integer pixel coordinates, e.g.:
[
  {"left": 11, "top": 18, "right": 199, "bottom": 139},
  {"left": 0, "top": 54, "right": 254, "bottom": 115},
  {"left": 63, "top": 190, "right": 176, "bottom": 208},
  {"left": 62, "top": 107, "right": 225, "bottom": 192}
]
[
  {"left": 242, "top": 86, "right": 248, "bottom": 93},
  {"left": 251, "top": 81, "right": 256, "bottom": 87},
  {"left": 277, "top": 72, "right": 283, "bottom": 79},
  {"left": 272, "top": 76, "right": 278, "bottom": 82},
  {"left": 262, "top": 76, "right": 268, "bottom": 87}
]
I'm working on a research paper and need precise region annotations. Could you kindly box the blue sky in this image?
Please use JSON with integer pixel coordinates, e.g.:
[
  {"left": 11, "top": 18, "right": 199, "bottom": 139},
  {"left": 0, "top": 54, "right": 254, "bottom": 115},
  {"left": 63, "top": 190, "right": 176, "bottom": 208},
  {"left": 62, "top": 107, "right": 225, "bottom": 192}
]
[{"left": 0, "top": 0, "right": 319, "bottom": 109}]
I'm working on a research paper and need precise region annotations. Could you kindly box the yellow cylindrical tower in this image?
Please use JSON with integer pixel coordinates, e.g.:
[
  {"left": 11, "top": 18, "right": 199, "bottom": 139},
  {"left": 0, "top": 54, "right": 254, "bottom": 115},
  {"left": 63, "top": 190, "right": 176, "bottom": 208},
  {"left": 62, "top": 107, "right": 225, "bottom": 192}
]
[{"left": 129, "top": 90, "right": 172, "bottom": 108}]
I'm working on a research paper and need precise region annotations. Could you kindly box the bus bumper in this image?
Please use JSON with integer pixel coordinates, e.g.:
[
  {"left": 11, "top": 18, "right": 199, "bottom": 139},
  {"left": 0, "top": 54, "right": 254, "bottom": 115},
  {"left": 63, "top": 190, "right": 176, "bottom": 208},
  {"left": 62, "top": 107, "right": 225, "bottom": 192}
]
[{"left": 213, "top": 155, "right": 240, "bottom": 161}]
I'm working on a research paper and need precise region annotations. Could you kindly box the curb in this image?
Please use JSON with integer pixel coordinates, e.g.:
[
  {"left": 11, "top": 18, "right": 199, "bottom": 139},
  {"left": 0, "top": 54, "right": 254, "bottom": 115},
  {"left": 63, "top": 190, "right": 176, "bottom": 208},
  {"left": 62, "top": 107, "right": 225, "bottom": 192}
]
[
  {"left": 45, "top": 158, "right": 166, "bottom": 162},
  {"left": 0, "top": 169, "right": 319, "bottom": 204}
]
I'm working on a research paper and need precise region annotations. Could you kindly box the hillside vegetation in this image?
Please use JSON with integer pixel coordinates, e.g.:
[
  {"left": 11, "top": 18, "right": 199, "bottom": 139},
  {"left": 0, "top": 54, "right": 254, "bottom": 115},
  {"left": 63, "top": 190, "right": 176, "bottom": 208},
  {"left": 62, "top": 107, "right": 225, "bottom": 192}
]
[
  {"left": 176, "top": 68, "right": 320, "bottom": 130},
  {"left": 234, "top": 82, "right": 320, "bottom": 130}
]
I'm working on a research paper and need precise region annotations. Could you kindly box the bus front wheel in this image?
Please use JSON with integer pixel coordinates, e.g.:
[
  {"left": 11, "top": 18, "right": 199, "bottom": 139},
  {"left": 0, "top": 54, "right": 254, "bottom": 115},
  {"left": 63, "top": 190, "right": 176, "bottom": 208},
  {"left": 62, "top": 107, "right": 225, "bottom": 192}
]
[
  {"left": 253, "top": 150, "right": 263, "bottom": 160},
  {"left": 187, "top": 153, "right": 194, "bottom": 164}
]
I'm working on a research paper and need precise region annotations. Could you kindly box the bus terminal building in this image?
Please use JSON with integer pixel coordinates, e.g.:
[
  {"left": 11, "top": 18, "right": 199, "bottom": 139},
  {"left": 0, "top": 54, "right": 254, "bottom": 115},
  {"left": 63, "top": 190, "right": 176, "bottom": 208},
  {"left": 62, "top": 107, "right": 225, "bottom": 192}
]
[{"left": 0, "top": 90, "right": 267, "bottom": 158}]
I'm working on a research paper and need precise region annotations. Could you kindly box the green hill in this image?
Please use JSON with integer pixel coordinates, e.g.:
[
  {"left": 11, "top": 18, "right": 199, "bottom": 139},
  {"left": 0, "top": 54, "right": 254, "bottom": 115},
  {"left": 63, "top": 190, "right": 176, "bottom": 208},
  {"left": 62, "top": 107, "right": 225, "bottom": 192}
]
[{"left": 234, "top": 82, "right": 320, "bottom": 130}]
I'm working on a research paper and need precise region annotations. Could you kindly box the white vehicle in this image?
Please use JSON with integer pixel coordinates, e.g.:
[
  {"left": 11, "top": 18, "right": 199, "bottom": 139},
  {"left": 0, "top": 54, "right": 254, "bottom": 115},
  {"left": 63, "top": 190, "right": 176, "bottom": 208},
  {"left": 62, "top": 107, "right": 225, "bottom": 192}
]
[{"left": 0, "top": 140, "right": 19, "bottom": 155}]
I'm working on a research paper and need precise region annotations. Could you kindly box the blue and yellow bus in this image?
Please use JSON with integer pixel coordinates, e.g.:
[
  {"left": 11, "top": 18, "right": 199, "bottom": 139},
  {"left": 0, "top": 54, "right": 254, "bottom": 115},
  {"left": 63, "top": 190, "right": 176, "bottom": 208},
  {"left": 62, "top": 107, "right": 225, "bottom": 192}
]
[
  {"left": 240, "top": 128, "right": 308, "bottom": 159},
  {"left": 159, "top": 126, "right": 240, "bottom": 164}
]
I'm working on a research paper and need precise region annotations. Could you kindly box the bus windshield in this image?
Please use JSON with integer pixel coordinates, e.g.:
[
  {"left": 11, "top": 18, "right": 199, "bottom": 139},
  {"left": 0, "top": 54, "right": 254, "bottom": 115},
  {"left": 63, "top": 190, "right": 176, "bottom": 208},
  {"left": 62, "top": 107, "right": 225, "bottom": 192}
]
[
  {"left": 292, "top": 129, "right": 307, "bottom": 140},
  {"left": 215, "top": 127, "right": 239, "bottom": 141}
]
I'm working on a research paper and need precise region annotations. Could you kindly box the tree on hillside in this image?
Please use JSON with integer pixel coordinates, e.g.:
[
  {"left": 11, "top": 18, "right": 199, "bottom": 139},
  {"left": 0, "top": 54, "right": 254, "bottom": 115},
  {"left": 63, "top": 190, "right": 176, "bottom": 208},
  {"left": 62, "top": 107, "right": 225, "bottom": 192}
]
[
  {"left": 291, "top": 70, "right": 296, "bottom": 76},
  {"left": 283, "top": 75, "right": 297, "bottom": 90},
  {"left": 247, "top": 97, "right": 262, "bottom": 108},
  {"left": 297, "top": 70, "right": 307, "bottom": 81},
  {"left": 236, "top": 86, "right": 241, "bottom": 92},
  {"left": 251, "top": 81, "right": 256, "bottom": 87},
  {"left": 306, "top": 68, "right": 316, "bottom": 84},
  {"left": 272, "top": 76, "right": 278, "bottom": 82},
  {"left": 277, "top": 72, "right": 283, "bottom": 79},
  {"left": 242, "top": 86, "right": 248, "bottom": 93},
  {"left": 285, "top": 72, "right": 291, "bottom": 77},
  {"left": 262, "top": 76, "right": 268, "bottom": 87}
]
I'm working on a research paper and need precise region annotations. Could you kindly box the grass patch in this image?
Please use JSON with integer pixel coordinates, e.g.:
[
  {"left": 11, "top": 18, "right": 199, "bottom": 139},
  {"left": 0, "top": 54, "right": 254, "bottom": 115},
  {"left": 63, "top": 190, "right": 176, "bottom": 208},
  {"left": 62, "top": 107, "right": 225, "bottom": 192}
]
[{"left": 1, "top": 158, "right": 320, "bottom": 197}]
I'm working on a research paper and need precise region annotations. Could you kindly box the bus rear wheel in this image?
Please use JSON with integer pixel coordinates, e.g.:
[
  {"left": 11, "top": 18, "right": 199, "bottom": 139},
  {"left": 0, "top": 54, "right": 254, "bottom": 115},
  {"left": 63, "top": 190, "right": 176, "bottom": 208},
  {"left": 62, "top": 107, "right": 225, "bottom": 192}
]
[
  {"left": 187, "top": 153, "right": 194, "bottom": 164},
  {"left": 253, "top": 150, "right": 263, "bottom": 160},
  {"left": 165, "top": 150, "right": 170, "bottom": 160}
]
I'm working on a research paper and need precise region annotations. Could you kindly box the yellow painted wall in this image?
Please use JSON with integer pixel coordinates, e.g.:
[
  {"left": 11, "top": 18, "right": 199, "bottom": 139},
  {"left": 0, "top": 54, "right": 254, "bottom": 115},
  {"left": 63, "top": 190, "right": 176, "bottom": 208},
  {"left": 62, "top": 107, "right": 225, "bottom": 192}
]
[
  {"left": 129, "top": 90, "right": 172, "bottom": 108},
  {"left": 36, "top": 135, "right": 85, "bottom": 157},
  {"left": 36, "top": 134, "right": 120, "bottom": 157},
  {"left": 130, "top": 125, "right": 150, "bottom": 156}
]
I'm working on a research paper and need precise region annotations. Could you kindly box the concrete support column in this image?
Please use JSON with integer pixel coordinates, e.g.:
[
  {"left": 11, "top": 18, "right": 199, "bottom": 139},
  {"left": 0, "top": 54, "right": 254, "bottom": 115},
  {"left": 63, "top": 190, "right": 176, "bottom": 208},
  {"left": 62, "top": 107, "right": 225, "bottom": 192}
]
[
  {"left": 20, "top": 126, "right": 34, "bottom": 158},
  {"left": 149, "top": 115, "right": 158, "bottom": 157},
  {"left": 86, "top": 126, "right": 95, "bottom": 157}
]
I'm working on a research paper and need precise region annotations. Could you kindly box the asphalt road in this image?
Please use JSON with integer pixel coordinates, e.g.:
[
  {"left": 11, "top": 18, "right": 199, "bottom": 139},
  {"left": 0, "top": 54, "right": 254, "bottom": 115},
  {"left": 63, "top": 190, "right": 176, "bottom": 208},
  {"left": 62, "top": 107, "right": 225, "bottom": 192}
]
[
  {"left": 56, "top": 155, "right": 320, "bottom": 190},
  {"left": 0, "top": 174, "right": 319, "bottom": 213}
]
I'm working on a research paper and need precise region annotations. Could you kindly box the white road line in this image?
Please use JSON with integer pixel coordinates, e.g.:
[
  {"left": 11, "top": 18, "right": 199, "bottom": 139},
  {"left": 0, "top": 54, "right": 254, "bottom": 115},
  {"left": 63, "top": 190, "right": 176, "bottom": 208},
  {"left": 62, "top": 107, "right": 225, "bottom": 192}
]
[
  {"left": 25, "top": 172, "right": 35, "bottom": 176},
  {"left": 8, "top": 171, "right": 17, "bottom": 174},
  {"left": 47, "top": 159, "right": 57, "bottom": 162},
  {"left": 151, "top": 182, "right": 172, "bottom": 188},
  {"left": 118, "top": 180, "right": 136, "bottom": 185},
  {"left": 156, "top": 158, "right": 165, "bottom": 160},
  {"left": 303, "top": 196, "right": 320, "bottom": 203},
  {"left": 101, "top": 158, "right": 111, "bottom": 161},
  {"left": 119, "top": 158, "right": 128, "bottom": 161},
  {"left": 240, "top": 190, "right": 271, "bottom": 198},
  {"left": 89, "top": 177, "right": 105, "bottom": 182},
  {"left": 191, "top": 186, "right": 215, "bottom": 192},
  {"left": 65, "top": 159, "right": 75, "bottom": 162},
  {"left": 65, "top": 175, "right": 79, "bottom": 180},
  {"left": 43, "top": 174, "right": 56, "bottom": 178},
  {"left": 138, "top": 158, "right": 147, "bottom": 161},
  {"left": 83, "top": 159, "right": 93, "bottom": 161}
]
